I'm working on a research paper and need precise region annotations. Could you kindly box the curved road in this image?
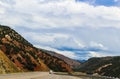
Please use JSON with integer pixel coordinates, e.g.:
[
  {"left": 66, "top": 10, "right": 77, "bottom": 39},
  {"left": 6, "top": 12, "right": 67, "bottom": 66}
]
[{"left": 0, "top": 72, "right": 84, "bottom": 79}]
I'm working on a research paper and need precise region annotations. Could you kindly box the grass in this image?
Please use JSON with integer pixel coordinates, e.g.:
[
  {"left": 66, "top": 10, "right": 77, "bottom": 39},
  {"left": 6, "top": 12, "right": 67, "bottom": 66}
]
[{"left": 0, "top": 50, "right": 20, "bottom": 74}]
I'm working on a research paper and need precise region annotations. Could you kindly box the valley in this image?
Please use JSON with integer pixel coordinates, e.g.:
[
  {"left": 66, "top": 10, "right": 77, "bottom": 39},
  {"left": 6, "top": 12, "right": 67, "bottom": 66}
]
[{"left": 0, "top": 25, "right": 120, "bottom": 78}]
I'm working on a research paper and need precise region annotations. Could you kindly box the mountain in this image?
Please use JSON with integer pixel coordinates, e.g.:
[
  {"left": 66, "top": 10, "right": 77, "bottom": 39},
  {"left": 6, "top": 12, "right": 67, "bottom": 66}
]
[
  {"left": 77, "top": 56, "right": 120, "bottom": 78},
  {"left": 39, "top": 48, "right": 81, "bottom": 69},
  {"left": 0, "top": 25, "right": 73, "bottom": 73}
]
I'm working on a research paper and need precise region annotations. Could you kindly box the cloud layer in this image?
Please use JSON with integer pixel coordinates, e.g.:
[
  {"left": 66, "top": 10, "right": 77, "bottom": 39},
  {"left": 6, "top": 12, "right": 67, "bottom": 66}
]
[
  {"left": 0, "top": 0, "right": 120, "bottom": 59},
  {"left": 1, "top": 0, "right": 120, "bottom": 29}
]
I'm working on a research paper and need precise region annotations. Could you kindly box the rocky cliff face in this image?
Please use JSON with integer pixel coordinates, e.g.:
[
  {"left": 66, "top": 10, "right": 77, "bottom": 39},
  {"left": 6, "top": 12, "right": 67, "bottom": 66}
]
[{"left": 0, "top": 25, "right": 72, "bottom": 73}]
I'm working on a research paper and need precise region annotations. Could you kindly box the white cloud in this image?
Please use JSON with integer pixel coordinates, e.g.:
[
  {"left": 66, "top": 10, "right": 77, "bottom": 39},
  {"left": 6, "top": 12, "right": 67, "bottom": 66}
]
[
  {"left": 22, "top": 32, "right": 85, "bottom": 49},
  {"left": 73, "top": 39, "right": 85, "bottom": 48},
  {"left": 88, "top": 51, "right": 105, "bottom": 57},
  {"left": 23, "top": 32, "right": 69, "bottom": 43},
  {"left": 0, "top": 0, "right": 10, "bottom": 7},
  {"left": 1, "top": 0, "right": 120, "bottom": 29},
  {"left": 0, "top": 8, "right": 4, "bottom": 14},
  {"left": 34, "top": 45, "right": 78, "bottom": 59},
  {"left": 90, "top": 41, "right": 107, "bottom": 50}
]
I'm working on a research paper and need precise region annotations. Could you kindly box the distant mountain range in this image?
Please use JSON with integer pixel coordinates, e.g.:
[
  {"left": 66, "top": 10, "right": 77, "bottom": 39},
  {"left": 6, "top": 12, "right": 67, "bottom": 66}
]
[
  {"left": 0, "top": 25, "right": 81, "bottom": 73},
  {"left": 76, "top": 59, "right": 87, "bottom": 63}
]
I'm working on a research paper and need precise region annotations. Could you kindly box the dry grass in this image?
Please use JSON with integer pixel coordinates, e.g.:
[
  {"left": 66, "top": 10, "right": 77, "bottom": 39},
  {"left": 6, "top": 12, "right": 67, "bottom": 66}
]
[{"left": 0, "top": 50, "right": 20, "bottom": 74}]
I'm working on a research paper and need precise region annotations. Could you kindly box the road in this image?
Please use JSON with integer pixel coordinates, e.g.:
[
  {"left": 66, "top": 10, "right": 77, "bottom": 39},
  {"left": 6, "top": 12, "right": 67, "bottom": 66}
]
[{"left": 0, "top": 72, "right": 85, "bottom": 79}]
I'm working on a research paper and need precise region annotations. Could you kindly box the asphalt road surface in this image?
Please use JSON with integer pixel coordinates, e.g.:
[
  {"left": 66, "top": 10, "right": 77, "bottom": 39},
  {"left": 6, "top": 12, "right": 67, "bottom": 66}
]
[{"left": 0, "top": 72, "right": 85, "bottom": 79}]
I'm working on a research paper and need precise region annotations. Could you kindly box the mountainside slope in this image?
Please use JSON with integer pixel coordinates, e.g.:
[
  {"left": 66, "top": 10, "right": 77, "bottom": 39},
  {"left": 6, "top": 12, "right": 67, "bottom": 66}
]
[
  {"left": 0, "top": 25, "right": 49, "bottom": 72},
  {"left": 77, "top": 56, "right": 120, "bottom": 78},
  {"left": 0, "top": 50, "right": 20, "bottom": 74},
  {"left": 0, "top": 25, "right": 72, "bottom": 72},
  {"left": 39, "top": 49, "right": 81, "bottom": 69}
]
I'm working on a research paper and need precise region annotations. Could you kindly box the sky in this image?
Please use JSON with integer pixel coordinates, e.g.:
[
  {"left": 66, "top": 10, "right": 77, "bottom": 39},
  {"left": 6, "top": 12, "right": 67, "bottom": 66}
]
[{"left": 0, "top": 0, "right": 120, "bottom": 60}]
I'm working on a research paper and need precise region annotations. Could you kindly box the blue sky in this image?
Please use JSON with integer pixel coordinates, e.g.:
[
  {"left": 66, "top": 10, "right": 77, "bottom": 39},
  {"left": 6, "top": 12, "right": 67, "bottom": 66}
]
[
  {"left": 0, "top": 0, "right": 120, "bottom": 60},
  {"left": 76, "top": 0, "right": 120, "bottom": 6}
]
